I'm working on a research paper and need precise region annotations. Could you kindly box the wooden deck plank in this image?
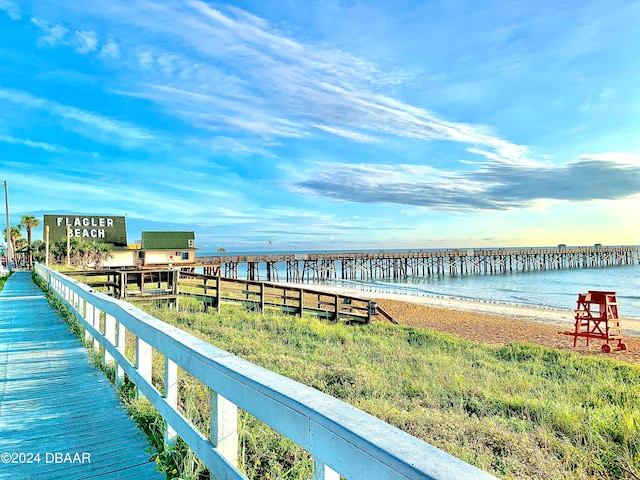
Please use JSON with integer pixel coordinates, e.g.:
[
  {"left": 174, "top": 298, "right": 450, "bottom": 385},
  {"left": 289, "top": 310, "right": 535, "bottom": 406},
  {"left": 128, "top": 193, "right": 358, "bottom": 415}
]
[{"left": 0, "top": 272, "right": 163, "bottom": 480}]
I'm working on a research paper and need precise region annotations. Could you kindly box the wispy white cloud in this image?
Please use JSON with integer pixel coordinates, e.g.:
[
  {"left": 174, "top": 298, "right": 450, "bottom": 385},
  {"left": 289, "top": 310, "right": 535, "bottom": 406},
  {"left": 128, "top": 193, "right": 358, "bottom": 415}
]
[
  {"left": 2, "top": 167, "right": 380, "bottom": 245},
  {"left": 32, "top": 19, "right": 69, "bottom": 46},
  {"left": 136, "top": 51, "right": 154, "bottom": 69},
  {"left": 73, "top": 30, "right": 98, "bottom": 54},
  {"left": 0, "top": 134, "right": 67, "bottom": 153},
  {"left": 100, "top": 40, "right": 121, "bottom": 59},
  {"left": 185, "top": 137, "right": 276, "bottom": 157},
  {"left": 40, "top": 0, "right": 532, "bottom": 164},
  {"left": 61, "top": 105, "right": 154, "bottom": 142},
  {"left": 5, "top": 170, "right": 199, "bottom": 219},
  {"left": 0, "top": 88, "right": 155, "bottom": 147},
  {"left": 32, "top": 18, "right": 103, "bottom": 56},
  {"left": 313, "top": 125, "right": 379, "bottom": 143},
  {"left": 0, "top": 0, "right": 20, "bottom": 19}
]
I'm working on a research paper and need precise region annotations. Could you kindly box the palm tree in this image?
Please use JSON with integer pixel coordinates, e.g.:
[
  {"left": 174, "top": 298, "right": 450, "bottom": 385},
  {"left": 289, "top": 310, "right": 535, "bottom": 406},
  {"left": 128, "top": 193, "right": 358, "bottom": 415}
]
[
  {"left": 7, "top": 226, "right": 22, "bottom": 260},
  {"left": 10, "top": 225, "right": 27, "bottom": 267},
  {"left": 71, "top": 238, "right": 90, "bottom": 267},
  {"left": 3, "top": 226, "right": 19, "bottom": 249},
  {"left": 48, "top": 238, "right": 112, "bottom": 269},
  {"left": 51, "top": 238, "right": 86, "bottom": 267},
  {"left": 20, "top": 215, "right": 39, "bottom": 268},
  {"left": 51, "top": 239, "right": 67, "bottom": 264},
  {"left": 89, "top": 242, "right": 113, "bottom": 269},
  {"left": 31, "top": 239, "right": 46, "bottom": 263}
]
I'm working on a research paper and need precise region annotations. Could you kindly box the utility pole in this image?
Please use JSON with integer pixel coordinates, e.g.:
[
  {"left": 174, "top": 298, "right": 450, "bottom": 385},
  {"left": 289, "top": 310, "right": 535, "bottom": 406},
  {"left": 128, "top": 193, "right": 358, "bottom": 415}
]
[
  {"left": 66, "top": 225, "right": 71, "bottom": 267},
  {"left": 2, "top": 180, "right": 12, "bottom": 270},
  {"left": 45, "top": 225, "right": 50, "bottom": 266}
]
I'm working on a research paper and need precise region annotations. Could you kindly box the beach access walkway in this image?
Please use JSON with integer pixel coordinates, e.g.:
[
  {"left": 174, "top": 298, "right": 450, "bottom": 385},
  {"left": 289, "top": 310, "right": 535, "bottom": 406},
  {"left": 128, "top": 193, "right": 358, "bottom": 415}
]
[{"left": 0, "top": 271, "right": 162, "bottom": 479}]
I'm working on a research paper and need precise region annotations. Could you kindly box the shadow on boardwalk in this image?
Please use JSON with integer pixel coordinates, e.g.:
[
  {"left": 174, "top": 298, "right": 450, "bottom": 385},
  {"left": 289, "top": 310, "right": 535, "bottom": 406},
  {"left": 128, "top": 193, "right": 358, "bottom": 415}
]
[{"left": 0, "top": 271, "right": 162, "bottom": 479}]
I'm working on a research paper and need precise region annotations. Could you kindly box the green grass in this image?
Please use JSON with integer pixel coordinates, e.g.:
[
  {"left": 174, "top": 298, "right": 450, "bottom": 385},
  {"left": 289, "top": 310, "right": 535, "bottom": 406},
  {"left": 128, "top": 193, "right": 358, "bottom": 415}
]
[
  {"left": 0, "top": 272, "right": 10, "bottom": 292},
  {"left": 30, "top": 272, "right": 186, "bottom": 478},
  {"left": 137, "top": 298, "right": 640, "bottom": 480},
  {"left": 30, "top": 269, "right": 640, "bottom": 480}
]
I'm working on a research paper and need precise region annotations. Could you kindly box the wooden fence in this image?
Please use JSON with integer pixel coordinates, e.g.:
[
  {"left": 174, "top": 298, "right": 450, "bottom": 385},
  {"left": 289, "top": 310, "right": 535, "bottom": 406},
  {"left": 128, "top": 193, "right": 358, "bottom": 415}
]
[
  {"left": 66, "top": 269, "right": 376, "bottom": 324},
  {"left": 34, "top": 263, "right": 496, "bottom": 480},
  {"left": 65, "top": 269, "right": 179, "bottom": 301},
  {"left": 179, "top": 271, "right": 374, "bottom": 323}
]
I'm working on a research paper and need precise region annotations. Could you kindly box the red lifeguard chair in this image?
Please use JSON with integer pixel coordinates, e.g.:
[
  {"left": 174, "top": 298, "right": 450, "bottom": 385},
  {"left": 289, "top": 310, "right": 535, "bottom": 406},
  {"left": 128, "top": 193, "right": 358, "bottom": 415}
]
[{"left": 561, "top": 291, "right": 626, "bottom": 353}]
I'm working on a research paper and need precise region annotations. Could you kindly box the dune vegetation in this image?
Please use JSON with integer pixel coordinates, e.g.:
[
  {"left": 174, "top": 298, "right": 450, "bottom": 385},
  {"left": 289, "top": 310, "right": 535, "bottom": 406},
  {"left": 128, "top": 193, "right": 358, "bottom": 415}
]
[
  {"left": 0, "top": 272, "right": 9, "bottom": 291},
  {"left": 35, "top": 273, "right": 640, "bottom": 480},
  {"left": 126, "top": 298, "right": 640, "bottom": 480}
]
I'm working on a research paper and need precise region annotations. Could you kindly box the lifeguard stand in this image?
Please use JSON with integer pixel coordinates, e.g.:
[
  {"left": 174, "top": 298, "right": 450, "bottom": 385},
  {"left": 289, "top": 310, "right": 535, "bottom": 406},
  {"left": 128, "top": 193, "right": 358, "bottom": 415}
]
[{"left": 561, "top": 291, "right": 626, "bottom": 353}]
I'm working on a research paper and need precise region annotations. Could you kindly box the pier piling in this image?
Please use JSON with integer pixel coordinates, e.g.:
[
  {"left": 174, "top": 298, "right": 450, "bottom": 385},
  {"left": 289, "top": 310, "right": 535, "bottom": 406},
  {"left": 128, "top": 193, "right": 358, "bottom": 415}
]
[{"left": 194, "top": 246, "right": 639, "bottom": 281}]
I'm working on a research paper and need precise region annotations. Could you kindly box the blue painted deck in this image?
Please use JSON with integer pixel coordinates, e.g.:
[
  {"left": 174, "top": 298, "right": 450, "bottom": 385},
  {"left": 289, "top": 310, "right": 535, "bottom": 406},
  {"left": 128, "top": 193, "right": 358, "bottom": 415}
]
[{"left": 0, "top": 271, "right": 163, "bottom": 480}]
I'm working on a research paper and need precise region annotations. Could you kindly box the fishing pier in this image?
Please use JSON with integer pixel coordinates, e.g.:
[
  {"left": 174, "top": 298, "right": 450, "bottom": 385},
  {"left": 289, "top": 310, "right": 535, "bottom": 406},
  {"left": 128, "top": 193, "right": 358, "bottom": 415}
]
[{"left": 194, "top": 245, "right": 640, "bottom": 282}]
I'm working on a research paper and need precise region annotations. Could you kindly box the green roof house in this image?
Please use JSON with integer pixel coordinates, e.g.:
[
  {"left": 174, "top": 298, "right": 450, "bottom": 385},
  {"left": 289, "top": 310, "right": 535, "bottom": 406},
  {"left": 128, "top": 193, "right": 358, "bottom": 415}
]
[{"left": 140, "top": 231, "right": 196, "bottom": 266}]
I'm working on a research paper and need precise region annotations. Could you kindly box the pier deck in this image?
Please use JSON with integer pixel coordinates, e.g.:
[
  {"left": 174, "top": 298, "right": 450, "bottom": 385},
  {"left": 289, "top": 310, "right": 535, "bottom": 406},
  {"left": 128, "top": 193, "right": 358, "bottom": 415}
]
[
  {"left": 0, "top": 272, "right": 162, "bottom": 479},
  {"left": 192, "top": 245, "right": 640, "bottom": 282}
]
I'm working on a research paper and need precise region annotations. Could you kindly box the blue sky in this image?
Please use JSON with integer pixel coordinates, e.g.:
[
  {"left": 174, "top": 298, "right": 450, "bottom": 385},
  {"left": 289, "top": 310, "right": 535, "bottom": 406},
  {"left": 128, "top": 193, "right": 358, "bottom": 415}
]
[{"left": 1, "top": 0, "right": 639, "bottom": 252}]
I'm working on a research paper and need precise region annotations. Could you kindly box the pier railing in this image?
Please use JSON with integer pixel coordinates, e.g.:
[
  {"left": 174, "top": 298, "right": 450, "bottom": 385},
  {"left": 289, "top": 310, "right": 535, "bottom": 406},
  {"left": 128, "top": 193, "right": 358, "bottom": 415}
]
[
  {"left": 193, "top": 245, "right": 640, "bottom": 282},
  {"left": 34, "top": 264, "right": 495, "bottom": 480}
]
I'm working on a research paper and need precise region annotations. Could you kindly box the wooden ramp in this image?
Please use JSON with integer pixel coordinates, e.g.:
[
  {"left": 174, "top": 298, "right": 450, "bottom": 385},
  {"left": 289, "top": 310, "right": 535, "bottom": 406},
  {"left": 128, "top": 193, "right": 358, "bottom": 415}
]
[{"left": 0, "top": 272, "right": 162, "bottom": 480}]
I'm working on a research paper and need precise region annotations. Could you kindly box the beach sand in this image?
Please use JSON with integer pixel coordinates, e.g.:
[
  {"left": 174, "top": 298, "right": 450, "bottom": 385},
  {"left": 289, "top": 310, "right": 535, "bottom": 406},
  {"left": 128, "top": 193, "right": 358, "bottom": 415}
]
[{"left": 282, "top": 282, "right": 640, "bottom": 365}]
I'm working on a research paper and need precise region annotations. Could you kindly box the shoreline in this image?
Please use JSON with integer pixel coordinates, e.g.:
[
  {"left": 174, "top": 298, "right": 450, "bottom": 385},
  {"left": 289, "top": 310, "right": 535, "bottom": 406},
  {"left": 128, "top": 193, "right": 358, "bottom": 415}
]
[{"left": 278, "top": 281, "right": 640, "bottom": 337}]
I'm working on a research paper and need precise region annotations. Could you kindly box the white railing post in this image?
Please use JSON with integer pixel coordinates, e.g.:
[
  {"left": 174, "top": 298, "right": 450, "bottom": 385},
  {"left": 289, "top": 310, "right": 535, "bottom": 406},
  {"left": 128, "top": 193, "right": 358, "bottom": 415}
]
[
  {"left": 104, "top": 313, "right": 116, "bottom": 365},
  {"left": 164, "top": 357, "right": 178, "bottom": 447},
  {"left": 313, "top": 458, "right": 340, "bottom": 480},
  {"left": 115, "top": 320, "right": 126, "bottom": 388},
  {"left": 136, "top": 338, "right": 153, "bottom": 399},
  {"left": 92, "top": 307, "right": 100, "bottom": 351},
  {"left": 210, "top": 392, "right": 238, "bottom": 467},
  {"left": 79, "top": 297, "right": 88, "bottom": 342},
  {"left": 84, "top": 303, "right": 95, "bottom": 345}
]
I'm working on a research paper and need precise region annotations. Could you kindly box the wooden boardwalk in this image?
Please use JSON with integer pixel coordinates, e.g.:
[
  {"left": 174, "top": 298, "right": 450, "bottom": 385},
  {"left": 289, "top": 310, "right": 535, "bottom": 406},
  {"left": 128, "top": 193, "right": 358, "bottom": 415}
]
[{"left": 0, "top": 272, "right": 162, "bottom": 479}]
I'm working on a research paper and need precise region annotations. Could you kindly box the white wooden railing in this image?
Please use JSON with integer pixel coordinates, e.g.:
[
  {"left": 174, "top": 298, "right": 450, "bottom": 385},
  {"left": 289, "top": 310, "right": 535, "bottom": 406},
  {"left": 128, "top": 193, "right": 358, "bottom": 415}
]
[{"left": 35, "top": 264, "right": 496, "bottom": 480}]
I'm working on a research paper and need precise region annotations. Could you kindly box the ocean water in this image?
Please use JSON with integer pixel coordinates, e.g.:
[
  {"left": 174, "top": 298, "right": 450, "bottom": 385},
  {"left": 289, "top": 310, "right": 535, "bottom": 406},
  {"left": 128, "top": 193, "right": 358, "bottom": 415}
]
[
  {"left": 325, "top": 264, "right": 640, "bottom": 318},
  {"left": 196, "top": 251, "right": 640, "bottom": 318}
]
